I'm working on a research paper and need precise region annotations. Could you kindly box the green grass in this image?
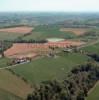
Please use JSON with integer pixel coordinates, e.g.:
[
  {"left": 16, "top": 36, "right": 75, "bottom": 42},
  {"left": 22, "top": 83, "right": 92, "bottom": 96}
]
[
  {"left": 11, "top": 52, "right": 90, "bottom": 84},
  {"left": 0, "top": 88, "right": 22, "bottom": 100},
  {"left": 23, "top": 25, "right": 76, "bottom": 40},
  {"left": 87, "top": 82, "right": 99, "bottom": 100},
  {"left": 82, "top": 43, "right": 99, "bottom": 54},
  {"left": 0, "top": 32, "right": 23, "bottom": 40},
  {"left": 0, "top": 58, "right": 11, "bottom": 68}
]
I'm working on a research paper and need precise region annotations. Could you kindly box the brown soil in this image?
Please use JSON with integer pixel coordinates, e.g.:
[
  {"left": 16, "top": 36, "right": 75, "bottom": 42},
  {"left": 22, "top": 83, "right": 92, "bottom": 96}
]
[
  {"left": 60, "top": 28, "right": 89, "bottom": 35},
  {"left": 0, "top": 26, "right": 33, "bottom": 34},
  {"left": 4, "top": 40, "right": 84, "bottom": 58}
]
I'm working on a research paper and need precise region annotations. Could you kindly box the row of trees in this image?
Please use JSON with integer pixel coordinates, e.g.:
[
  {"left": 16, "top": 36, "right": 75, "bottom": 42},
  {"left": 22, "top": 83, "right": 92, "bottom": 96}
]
[
  {"left": 87, "top": 53, "right": 99, "bottom": 62},
  {"left": 4, "top": 38, "right": 48, "bottom": 44},
  {"left": 27, "top": 63, "right": 99, "bottom": 100},
  {"left": 0, "top": 41, "right": 12, "bottom": 56}
]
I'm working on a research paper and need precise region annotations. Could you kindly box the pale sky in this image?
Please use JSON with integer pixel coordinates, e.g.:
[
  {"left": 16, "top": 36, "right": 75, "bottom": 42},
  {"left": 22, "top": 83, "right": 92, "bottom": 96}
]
[{"left": 0, "top": 0, "right": 99, "bottom": 12}]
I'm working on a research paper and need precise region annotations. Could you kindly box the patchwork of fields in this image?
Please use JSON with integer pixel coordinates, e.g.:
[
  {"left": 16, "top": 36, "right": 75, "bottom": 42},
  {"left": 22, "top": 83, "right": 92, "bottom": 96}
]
[
  {"left": 0, "top": 25, "right": 97, "bottom": 41},
  {"left": 22, "top": 26, "right": 77, "bottom": 40},
  {"left": 0, "top": 26, "right": 33, "bottom": 40},
  {"left": 0, "top": 25, "right": 99, "bottom": 99}
]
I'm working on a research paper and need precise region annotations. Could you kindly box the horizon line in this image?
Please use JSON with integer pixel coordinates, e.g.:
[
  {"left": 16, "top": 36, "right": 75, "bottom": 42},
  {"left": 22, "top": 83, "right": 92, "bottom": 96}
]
[{"left": 0, "top": 11, "right": 99, "bottom": 13}]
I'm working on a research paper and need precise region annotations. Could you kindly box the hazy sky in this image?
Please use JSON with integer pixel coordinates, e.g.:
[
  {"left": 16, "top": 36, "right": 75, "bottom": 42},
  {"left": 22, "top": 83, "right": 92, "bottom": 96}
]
[{"left": 0, "top": 0, "right": 99, "bottom": 12}]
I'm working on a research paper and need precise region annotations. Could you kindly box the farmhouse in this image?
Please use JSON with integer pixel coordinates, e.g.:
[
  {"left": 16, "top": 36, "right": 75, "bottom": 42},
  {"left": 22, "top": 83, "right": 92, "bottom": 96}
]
[
  {"left": 63, "top": 49, "right": 73, "bottom": 53},
  {"left": 12, "top": 58, "right": 30, "bottom": 65}
]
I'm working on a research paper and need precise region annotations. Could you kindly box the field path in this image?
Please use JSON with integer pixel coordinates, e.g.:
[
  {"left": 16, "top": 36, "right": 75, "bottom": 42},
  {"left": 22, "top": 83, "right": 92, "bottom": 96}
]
[{"left": 88, "top": 81, "right": 99, "bottom": 95}]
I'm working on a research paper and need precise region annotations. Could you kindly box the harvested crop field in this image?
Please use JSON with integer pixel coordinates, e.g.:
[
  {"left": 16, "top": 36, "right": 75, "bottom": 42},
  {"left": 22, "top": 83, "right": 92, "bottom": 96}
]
[
  {"left": 60, "top": 28, "right": 90, "bottom": 35},
  {"left": 4, "top": 43, "right": 50, "bottom": 58},
  {"left": 0, "top": 26, "right": 33, "bottom": 34},
  {"left": 0, "top": 69, "right": 32, "bottom": 99},
  {"left": 0, "top": 88, "right": 22, "bottom": 100},
  {"left": 4, "top": 40, "right": 84, "bottom": 58}
]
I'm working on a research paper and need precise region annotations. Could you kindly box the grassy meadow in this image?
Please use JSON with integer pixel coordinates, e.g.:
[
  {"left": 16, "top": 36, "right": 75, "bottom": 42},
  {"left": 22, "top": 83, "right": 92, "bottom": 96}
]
[
  {"left": 0, "top": 58, "right": 11, "bottom": 68},
  {"left": 82, "top": 42, "right": 99, "bottom": 54},
  {"left": 0, "top": 32, "right": 23, "bottom": 41},
  {"left": 11, "top": 52, "right": 90, "bottom": 84}
]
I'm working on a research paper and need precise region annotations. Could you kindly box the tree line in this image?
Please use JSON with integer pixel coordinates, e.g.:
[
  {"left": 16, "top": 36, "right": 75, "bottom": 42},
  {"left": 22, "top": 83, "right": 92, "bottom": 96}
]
[
  {"left": 4, "top": 39, "right": 48, "bottom": 44},
  {"left": 0, "top": 41, "right": 12, "bottom": 56}
]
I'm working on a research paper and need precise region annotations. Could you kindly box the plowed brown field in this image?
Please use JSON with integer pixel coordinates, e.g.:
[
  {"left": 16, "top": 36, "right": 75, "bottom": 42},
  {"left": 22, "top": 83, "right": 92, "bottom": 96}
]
[
  {"left": 4, "top": 40, "right": 84, "bottom": 58},
  {"left": 60, "top": 28, "right": 89, "bottom": 35},
  {"left": 0, "top": 26, "right": 33, "bottom": 34}
]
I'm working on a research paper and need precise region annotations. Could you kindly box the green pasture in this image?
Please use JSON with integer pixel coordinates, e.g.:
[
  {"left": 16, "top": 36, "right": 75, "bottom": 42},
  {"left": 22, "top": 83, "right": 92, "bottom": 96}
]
[{"left": 11, "top": 52, "right": 90, "bottom": 84}]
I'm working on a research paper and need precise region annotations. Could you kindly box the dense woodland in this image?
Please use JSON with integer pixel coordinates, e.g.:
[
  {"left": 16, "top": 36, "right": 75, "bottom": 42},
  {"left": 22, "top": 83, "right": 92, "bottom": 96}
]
[{"left": 87, "top": 53, "right": 99, "bottom": 62}]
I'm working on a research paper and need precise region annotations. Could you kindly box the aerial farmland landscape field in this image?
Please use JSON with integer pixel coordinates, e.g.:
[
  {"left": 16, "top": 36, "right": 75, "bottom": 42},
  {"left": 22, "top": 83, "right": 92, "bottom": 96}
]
[
  {"left": 0, "top": 13, "right": 99, "bottom": 100},
  {"left": 0, "top": 0, "right": 99, "bottom": 100}
]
